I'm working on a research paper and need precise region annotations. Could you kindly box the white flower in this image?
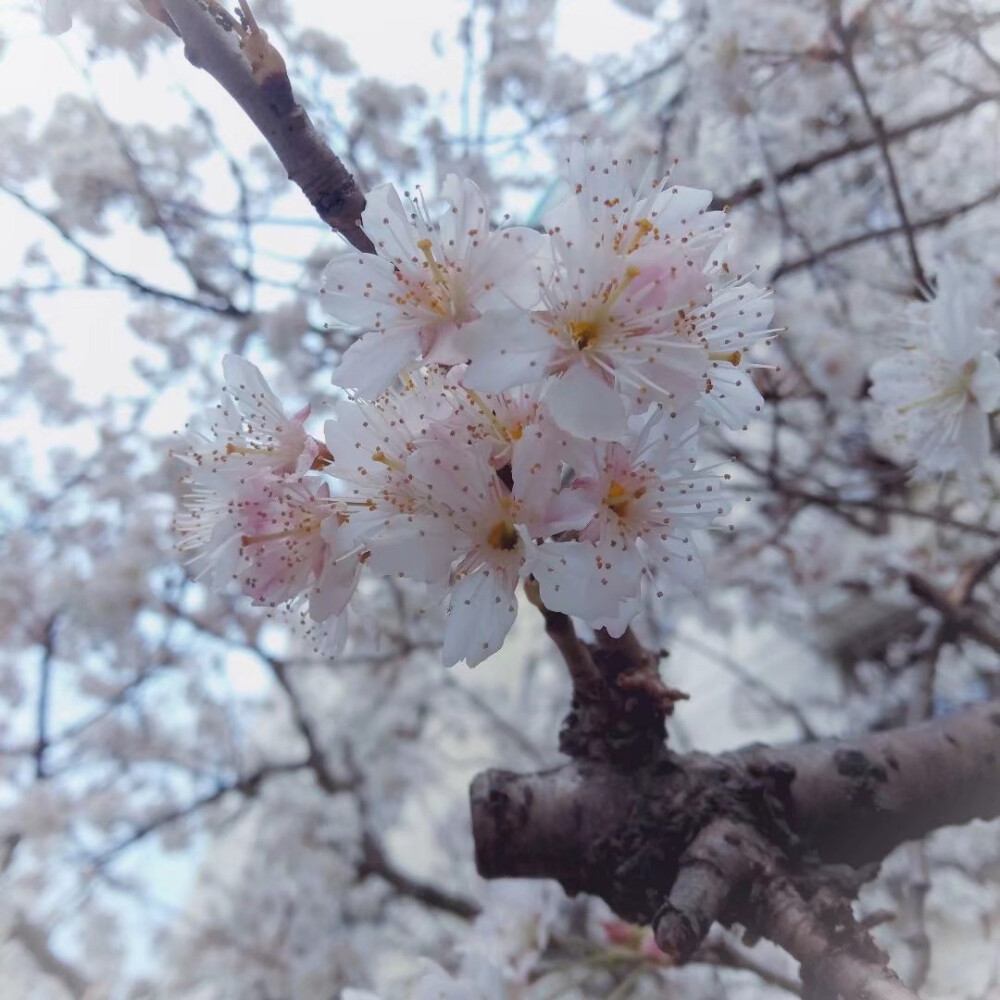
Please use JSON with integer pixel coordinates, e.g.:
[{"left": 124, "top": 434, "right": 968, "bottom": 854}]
[
  {"left": 462, "top": 142, "right": 774, "bottom": 438},
  {"left": 180, "top": 149, "right": 771, "bottom": 666},
  {"left": 177, "top": 473, "right": 360, "bottom": 625},
  {"left": 404, "top": 441, "right": 544, "bottom": 667},
  {"left": 531, "top": 410, "right": 729, "bottom": 623},
  {"left": 869, "top": 261, "right": 1000, "bottom": 496},
  {"left": 176, "top": 358, "right": 360, "bottom": 630},
  {"left": 322, "top": 177, "right": 548, "bottom": 399},
  {"left": 179, "top": 355, "right": 321, "bottom": 484},
  {"left": 322, "top": 374, "right": 464, "bottom": 584}
]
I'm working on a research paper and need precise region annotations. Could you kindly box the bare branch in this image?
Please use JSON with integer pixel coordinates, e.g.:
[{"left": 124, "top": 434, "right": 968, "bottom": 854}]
[
  {"left": 359, "top": 828, "right": 481, "bottom": 921},
  {"left": 718, "top": 92, "right": 998, "bottom": 208},
  {"left": 772, "top": 182, "right": 1000, "bottom": 280},
  {"left": 1, "top": 184, "right": 248, "bottom": 317},
  {"left": 34, "top": 617, "right": 57, "bottom": 780},
  {"left": 830, "top": 12, "right": 928, "bottom": 290}
]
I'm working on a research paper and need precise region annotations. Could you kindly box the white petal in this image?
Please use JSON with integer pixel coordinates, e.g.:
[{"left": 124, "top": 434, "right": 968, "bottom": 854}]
[
  {"left": 957, "top": 403, "right": 990, "bottom": 468},
  {"left": 442, "top": 571, "right": 518, "bottom": 667},
  {"left": 320, "top": 251, "right": 400, "bottom": 327},
  {"left": 310, "top": 554, "right": 361, "bottom": 622},
  {"left": 526, "top": 539, "right": 639, "bottom": 621},
  {"left": 971, "top": 353, "right": 1000, "bottom": 412},
  {"left": 332, "top": 328, "right": 421, "bottom": 399},
  {"left": 461, "top": 312, "right": 553, "bottom": 393},
  {"left": 366, "top": 520, "right": 460, "bottom": 583},
  {"left": 543, "top": 365, "right": 628, "bottom": 440}
]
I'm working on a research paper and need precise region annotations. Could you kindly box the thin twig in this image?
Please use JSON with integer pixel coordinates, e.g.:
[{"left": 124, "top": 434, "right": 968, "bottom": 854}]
[{"left": 773, "top": 182, "right": 1000, "bottom": 280}]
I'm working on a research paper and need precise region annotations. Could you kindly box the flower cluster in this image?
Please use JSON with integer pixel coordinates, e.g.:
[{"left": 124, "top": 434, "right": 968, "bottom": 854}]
[
  {"left": 868, "top": 261, "right": 1000, "bottom": 500},
  {"left": 177, "top": 143, "right": 774, "bottom": 665}
]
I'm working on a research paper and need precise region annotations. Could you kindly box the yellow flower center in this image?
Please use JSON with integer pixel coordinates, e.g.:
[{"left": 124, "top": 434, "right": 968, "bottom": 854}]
[{"left": 486, "top": 520, "right": 519, "bottom": 551}]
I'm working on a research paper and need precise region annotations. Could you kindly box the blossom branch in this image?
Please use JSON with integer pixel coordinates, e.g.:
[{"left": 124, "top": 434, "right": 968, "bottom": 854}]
[
  {"left": 33, "top": 617, "right": 57, "bottom": 780},
  {"left": 267, "top": 658, "right": 349, "bottom": 796},
  {"left": 158, "top": 0, "right": 374, "bottom": 252},
  {"left": 696, "top": 929, "right": 802, "bottom": 996},
  {"left": 93, "top": 759, "right": 313, "bottom": 865},
  {"left": 760, "top": 876, "right": 918, "bottom": 1000},
  {"left": 1, "top": 183, "right": 249, "bottom": 318}
]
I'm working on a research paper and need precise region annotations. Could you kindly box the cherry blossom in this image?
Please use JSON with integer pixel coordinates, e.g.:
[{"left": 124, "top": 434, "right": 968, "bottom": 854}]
[
  {"left": 868, "top": 261, "right": 1000, "bottom": 498},
  {"left": 177, "top": 472, "right": 359, "bottom": 626},
  {"left": 182, "top": 140, "right": 761, "bottom": 667},
  {"left": 179, "top": 354, "right": 322, "bottom": 483},
  {"left": 531, "top": 410, "right": 730, "bottom": 624},
  {"left": 322, "top": 177, "right": 548, "bottom": 399},
  {"left": 462, "top": 142, "right": 775, "bottom": 437},
  {"left": 175, "top": 358, "right": 359, "bottom": 631}
]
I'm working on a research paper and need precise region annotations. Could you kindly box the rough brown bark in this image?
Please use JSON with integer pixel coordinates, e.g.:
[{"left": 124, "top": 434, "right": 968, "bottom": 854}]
[
  {"left": 472, "top": 701, "right": 1000, "bottom": 891},
  {"left": 471, "top": 637, "right": 998, "bottom": 1000}
]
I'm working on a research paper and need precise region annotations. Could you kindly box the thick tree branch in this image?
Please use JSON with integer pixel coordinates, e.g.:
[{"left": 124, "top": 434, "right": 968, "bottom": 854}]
[
  {"left": 760, "top": 877, "right": 918, "bottom": 1000},
  {"left": 524, "top": 584, "right": 685, "bottom": 766},
  {"left": 159, "top": 0, "right": 374, "bottom": 252},
  {"left": 472, "top": 700, "right": 1000, "bottom": 993}
]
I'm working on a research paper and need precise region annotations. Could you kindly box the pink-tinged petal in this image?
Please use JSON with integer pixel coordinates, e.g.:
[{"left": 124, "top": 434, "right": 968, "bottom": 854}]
[
  {"left": 460, "top": 312, "right": 553, "bottom": 393},
  {"left": 407, "top": 440, "right": 498, "bottom": 512},
  {"left": 320, "top": 251, "right": 400, "bottom": 327},
  {"left": 421, "top": 321, "right": 471, "bottom": 367},
  {"left": 331, "top": 327, "right": 421, "bottom": 399},
  {"left": 442, "top": 570, "right": 518, "bottom": 667},
  {"left": 310, "top": 552, "right": 361, "bottom": 622},
  {"left": 541, "top": 486, "right": 601, "bottom": 535},
  {"left": 543, "top": 365, "right": 628, "bottom": 440},
  {"left": 526, "top": 539, "right": 639, "bottom": 622}
]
